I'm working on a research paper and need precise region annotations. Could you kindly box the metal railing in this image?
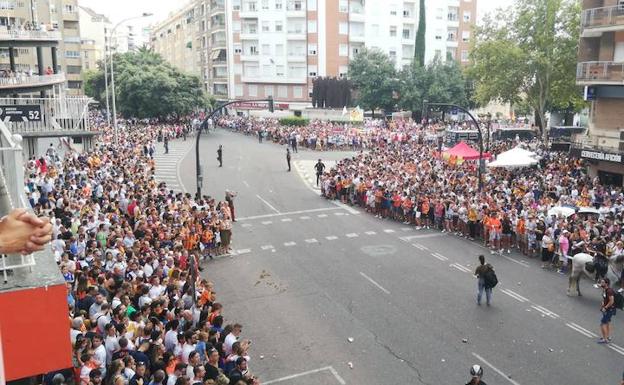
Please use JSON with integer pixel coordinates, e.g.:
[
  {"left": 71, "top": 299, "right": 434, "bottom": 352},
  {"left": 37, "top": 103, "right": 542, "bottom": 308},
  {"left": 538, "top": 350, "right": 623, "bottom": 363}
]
[
  {"left": 0, "top": 96, "right": 93, "bottom": 134},
  {"left": 0, "top": 120, "right": 37, "bottom": 283},
  {"left": 576, "top": 61, "right": 624, "bottom": 83},
  {"left": 0, "top": 29, "right": 62, "bottom": 41},
  {"left": 0, "top": 73, "right": 66, "bottom": 89},
  {"left": 582, "top": 5, "right": 624, "bottom": 31}
]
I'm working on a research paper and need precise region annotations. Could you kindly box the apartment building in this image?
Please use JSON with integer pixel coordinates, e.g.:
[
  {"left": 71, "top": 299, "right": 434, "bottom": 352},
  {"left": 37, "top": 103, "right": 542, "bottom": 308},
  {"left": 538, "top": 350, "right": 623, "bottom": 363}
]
[
  {"left": 78, "top": 6, "right": 111, "bottom": 71},
  {"left": 151, "top": 0, "right": 476, "bottom": 105},
  {"left": 575, "top": 0, "right": 624, "bottom": 185},
  {"left": 0, "top": 0, "right": 84, "bottom": 94}
]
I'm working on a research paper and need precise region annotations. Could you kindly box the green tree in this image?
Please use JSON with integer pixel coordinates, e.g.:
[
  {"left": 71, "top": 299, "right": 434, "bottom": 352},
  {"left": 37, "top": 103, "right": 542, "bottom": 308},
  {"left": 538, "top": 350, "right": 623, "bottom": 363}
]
[
  {"left": 468, "top": 0, "right": 582, "bottom": 135},
  {"left": 399, "top": 58, "right": 468, "bottom": 119},
  {"left": 348, "top": 48, "right": 398, "bottom": 117},
  {"left": 84, "top": 49, "right": 208, "bottom": 119},
  {"left": 414, "top": 0, "right": 426, "bottom": 66}
]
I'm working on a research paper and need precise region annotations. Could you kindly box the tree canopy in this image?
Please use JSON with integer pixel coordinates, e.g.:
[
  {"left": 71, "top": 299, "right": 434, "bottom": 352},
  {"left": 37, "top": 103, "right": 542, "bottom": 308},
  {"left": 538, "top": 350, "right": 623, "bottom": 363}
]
[
  {"left": 467, "top": 0, "right": 582, "bottom": 132},
  {"left": 84, "top": 48, "right": 209, "bottom": 119},
  {"left": 348, "top": 48, "right": 398, "bottom": 116}
]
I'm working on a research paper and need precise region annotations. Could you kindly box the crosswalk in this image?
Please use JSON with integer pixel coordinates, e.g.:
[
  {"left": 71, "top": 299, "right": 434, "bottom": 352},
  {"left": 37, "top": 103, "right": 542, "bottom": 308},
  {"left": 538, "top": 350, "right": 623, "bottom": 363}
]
[
  {"left": 153, "top": 140, "right": 194, "bottom": 193},
  {"left": 293, "top": 159, "right": 337, "bottom": 194}
]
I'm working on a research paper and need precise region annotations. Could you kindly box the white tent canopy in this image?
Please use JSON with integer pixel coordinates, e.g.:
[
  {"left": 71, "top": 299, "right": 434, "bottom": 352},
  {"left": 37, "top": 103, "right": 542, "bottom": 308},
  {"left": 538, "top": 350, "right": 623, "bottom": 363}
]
[{"left": 487, "top": 146, "right": 539, "bottom": 169}]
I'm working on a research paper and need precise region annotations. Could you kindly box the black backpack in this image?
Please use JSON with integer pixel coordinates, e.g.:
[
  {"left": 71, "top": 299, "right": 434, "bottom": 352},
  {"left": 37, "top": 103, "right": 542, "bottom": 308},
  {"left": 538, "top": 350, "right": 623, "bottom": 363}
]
[{"left": 483, "top": 268, "right": 498, "bottom": 289}]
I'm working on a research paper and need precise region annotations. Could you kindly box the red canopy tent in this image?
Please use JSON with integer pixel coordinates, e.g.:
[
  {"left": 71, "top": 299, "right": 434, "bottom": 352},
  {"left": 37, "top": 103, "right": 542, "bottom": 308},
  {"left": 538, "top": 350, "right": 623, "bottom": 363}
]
[{"left": 443, "top": 141, "right": 491, "bottom": 160}]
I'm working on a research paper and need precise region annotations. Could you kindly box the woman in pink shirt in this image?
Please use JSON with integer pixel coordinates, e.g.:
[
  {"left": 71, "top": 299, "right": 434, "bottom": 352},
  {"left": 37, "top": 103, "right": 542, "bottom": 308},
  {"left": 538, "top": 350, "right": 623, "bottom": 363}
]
[{"left": 558, "top": 230, "right": 570, "bottom": 274}]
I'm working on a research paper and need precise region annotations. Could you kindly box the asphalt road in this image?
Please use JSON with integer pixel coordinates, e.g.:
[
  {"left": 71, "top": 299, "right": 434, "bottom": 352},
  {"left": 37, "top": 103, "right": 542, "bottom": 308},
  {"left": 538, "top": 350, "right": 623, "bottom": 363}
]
[{"left": 166, "top": 129, "right": 623, "bottom": 385}]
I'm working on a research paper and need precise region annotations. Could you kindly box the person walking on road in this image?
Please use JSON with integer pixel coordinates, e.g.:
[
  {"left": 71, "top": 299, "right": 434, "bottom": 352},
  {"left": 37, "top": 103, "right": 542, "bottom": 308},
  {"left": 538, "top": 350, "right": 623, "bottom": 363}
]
[
  {"left": 466, "top": 365, "right": 486, "bottom": 385},
  {"left": 217, "top": 145, "right": 223, "bottom": 167},
  {"left": 225, "top": 190, "right": 236, "bottom": 222},
  {"left": 286, "top": 148, "right": 291, "bottom": 172},
  {"left": 314, "top": 159, "right": 325, "bottom": 186},
  {"left": 598, "top": 277, "right": 616, "bottom": 344},
  {"left": 164, "top": 135, "right": 169, "bottom": 154},
  {"left": 474, "top": 255, "right": 494, "bottom": 306}
]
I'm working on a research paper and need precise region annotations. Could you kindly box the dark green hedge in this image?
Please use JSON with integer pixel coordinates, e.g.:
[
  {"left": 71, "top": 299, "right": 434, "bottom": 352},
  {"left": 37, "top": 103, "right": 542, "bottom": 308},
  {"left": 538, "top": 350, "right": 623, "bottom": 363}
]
[{"left": 279, "top": 117, "right": 310, "bottom": 126}]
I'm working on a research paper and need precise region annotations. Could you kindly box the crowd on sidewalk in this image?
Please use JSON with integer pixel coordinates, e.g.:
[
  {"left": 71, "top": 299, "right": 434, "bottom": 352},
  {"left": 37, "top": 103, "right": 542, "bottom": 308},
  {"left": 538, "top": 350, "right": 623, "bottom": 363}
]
[
  {"left": 320, "top": 135, "right": 624, "bottom": 280},
  {"left": 33, "top": 121, "right": 260, "bottom": 385}
]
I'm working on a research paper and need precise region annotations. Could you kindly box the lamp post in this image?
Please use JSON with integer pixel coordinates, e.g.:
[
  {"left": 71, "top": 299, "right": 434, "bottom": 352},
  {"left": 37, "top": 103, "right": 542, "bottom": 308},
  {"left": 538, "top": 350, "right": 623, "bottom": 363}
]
[
  {"left": 196, "top": 97, "right": 274, "bottom": 199},
  {"left": 423, "top": 102, "right": 485, "bottom": 192},
  {"left": 109, "top": 13, "right": 153, "bottom": 144},
  {"left": 103, "top": 29, "right": 111, "bottom": 126}
]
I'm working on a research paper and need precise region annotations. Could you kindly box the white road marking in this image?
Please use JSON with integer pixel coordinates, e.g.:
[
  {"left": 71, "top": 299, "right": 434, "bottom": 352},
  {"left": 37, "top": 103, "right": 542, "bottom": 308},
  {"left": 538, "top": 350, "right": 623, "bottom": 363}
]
[
  {"left": 502, "top": 255, "right": 530, "bottom": 268},
  {"left": 281, "top": 218, "right": 293, "bottom": 222},
  {"left": 345, "top": 233, "right": 358, "bottom": 238},
  {"left": 401, "top": 227, "right": 412, "bottom": 231},
  {"left": 472, "top": 352, "right": 522, "bottom": 385},
  {"left": 241, "top": 223, "right": 252, "bottom": 228},
  {"left": 330, "top": 200, "right": 360, "bottom": 214},
  {"left": 238, "top": 207, "right": 340, "bottom": 221},
  {"left": 431, "top": 252, "right": 448, "bottom": 261},
  {"left": 359, "top": 272, "right": 391, "bottom": 294},
  {"left": 566, "top": 323, "right": 598, "bottom": 339},
  {"left": 325, "top": 236, "right": 338, "bottom": 240},
  {"left": 300, "top": 216, "right": 311, "bottom": 220},
  {"left": 530, "top": 305, "right": 559, "bottom": 319},
  {"left": 365, "top": 231, "right": 377, "bottom": 235},
  {"left": 242, "top": 181, "right": 250, "bottom": 187},
  {"left": 399, "top": 233, "right": 446, "bottom": 242},
  {"left": 383, "top": 229, "right": 395, "bottom": 233},
  {"left": 283, "top": 242, "right": 296, "bottom": 247},
  {"left": 261, "top": 221, "right": 273, "bottom": 225},
  {"left": 411, "top": 243, "right": 429, "bottom": 251},
  {"left": 334, "top": 212, "right": 345, "bottom": 216},
  {"left": 305, "top": 238, "right": 318, "bottom": 243},
  {"left": 450, "top": 263, "right": 471, "bottom": 273},
  {"left": 263, "top": 366, "right": 345, "bottom": 385},
  {"left": 608, "top": 344, "right": 624, "bottom": 356},
  {"left": 234, "top": 249, "right": 251, "bottom": 255},
  {"left": 500, "top": 289, "right": 529, "bottom": 303},
  {"left": 256, "top": 194, "right": 280, "bottom": 214},
  {"left": 260, "top": 245, "right": 275, "bottom": 250},
  {"left": 318, "top": 214, "right": 328, "bottom": 218}
]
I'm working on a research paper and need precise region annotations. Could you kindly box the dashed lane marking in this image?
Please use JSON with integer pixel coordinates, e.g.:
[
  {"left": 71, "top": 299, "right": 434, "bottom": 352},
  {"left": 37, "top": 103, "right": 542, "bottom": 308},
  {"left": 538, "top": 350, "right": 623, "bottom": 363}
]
[
  {"left": 566, "top": 322, "right": 598, "bottom": 339},
  {"left": 261, "top": 221, "right": 273, "bottom": 225},
  {"left": 260, "top": 245, "right": 275, "bottom": 250},
  {"left": 325, "top": 236, "right": 338, "bottom": 240},
  {"left": 450, "top": 263, "right": 471, "bottom": 273},
  {"left": 359, "top": 272, "right": 391, "bottom": 295},
  {"left": 345, "top": 233, "right": 358, "bottom": 238},
  {"left": 300, "top": 216, "right": 311, "bottom": 220},
  {"left": 284, "top": 242, "right": 297, "bottom": 247},
  {"left": 530, "top": 305, "right": 559, "bottom": 319},
  {"left": 234, "top": 249, "right": 251, "bottom": 255},
  {"left": 471, "top": 353, "right": 522, "bottom": 385},
  {"left": 281, "top": 218, "right": 293, "bottom": 222},
  {"left": 383, "top": 229, "right": 395, "bottom": 233},
  {"left": 305, "top": 238, "right": 318, "bottom": 243},
  {"left": 318, "top": 214, "right": 328, "bottom": 218},
  {"left": 365, "top": 231, "right": 377, "bottom": 235},
  {"left": 411, "top": 243, "right": 428, "bottom": 251},
  {"left": 431, "top": 252, "right": 448, "bottom": 261},
  {"left": 500, "top": 289, "right": 529, "bottom": 303}
]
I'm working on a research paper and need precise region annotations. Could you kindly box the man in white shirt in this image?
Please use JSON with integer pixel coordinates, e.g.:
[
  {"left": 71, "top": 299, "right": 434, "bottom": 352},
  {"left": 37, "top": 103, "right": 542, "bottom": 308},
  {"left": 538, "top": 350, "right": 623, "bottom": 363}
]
[
  {"left": 148, "top": 276, "right": 166, "bottom": 299},
  {"left": 223, "top": 323, "right": 242, "bottom": 356},
  {"left": 180, "top": 331, "right": 197, "bottom": 364},
  {"left": 92, "top": 334, "right": 107, "bottom": 376}
]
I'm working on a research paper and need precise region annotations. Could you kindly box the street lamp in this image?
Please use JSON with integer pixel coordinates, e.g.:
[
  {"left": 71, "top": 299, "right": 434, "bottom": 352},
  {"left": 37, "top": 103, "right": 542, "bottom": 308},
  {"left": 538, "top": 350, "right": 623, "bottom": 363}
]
[
  {"left": 424, "top": 101, "right": 486, "bottom": 192},
  {"left": 108, "top": 13, "right": 153, "bottom": 144}
]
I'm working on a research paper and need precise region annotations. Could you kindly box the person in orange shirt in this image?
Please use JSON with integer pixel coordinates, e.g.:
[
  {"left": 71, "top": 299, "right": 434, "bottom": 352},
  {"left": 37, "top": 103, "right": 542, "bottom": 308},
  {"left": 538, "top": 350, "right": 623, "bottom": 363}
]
[
  {"left": 488, "top": 212, "right": 503, "bottom": 254},
  {"left": 516, "top": 216, "right": 527, "bottom": 255}
]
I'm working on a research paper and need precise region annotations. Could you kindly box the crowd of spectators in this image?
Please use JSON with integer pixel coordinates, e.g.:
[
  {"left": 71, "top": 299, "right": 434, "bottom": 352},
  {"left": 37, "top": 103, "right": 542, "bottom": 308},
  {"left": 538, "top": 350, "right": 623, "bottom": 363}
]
[
  {"left": 321, "top": 131, "right": 624, "bottom": 280},
  {"left": 34, "top": 120, "right": 258, "bottom": 385}
]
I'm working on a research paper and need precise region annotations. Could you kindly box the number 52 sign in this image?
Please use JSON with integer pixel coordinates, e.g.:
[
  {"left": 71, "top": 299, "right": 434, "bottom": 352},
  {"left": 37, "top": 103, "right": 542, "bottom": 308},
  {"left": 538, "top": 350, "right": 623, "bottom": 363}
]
[{"left": 0, "top": 105, "right": 42, "bottom": 122}]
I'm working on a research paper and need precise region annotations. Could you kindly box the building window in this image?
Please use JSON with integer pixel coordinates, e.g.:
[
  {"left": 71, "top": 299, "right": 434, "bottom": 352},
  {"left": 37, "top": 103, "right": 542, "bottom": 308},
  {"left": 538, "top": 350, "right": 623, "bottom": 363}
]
[
  {"left": 389, "top": 50, "right": 396, "bottom": 62},
  {"left": 262, "top": 44, "right": 271, "bottom": 55},
  {"left": 67, "top": 81, "right": 82, "bottom": 89},
  {"left": 262, "top": 21, "right": 270, "bottom": 32},
  {"left": 339, "top": 22, "right": 348, "bottom": 35},
  {"left": 293, "top": 86, "right": 303, "bottom": 98},
  {"left": 436, "top": 7, "right": 443, "bottom": 19},
  {"left": 264, "top": 85, "right": 274, "bottom": 97},
  {"left": 339, "top": 65, "right": 348, "bottom": 77},
  {"left": 275, "top": 44, "right": 284, "bottom": 55},
  {"left": 233, "top": 21, "right": 241, "bottom": 32},
  {"left": 249, "top": 45, "right": 258, "bottom": 55},
  {"left": 389, "top": 26, "right": 397, "bottom": 37},
  {"left": 234, "top": 63, "right": 243, "bottom": 74},
  {"left": 262, "top": 0, "right": 269, "bottom": 9},
  {"left": 276, "top": 65, "right": 285, "bottom": 76},
  {"left": 234, "top": 44, "right": 242, "bottom": 54},
  {"left": 275, "top": 0, "right": 282, "bottom": 9},
  {"left": 308, "top": 64, "right": 317, "bottom": 77},
  {"left": 390, "top": 5, "right": 397, "bottom": 16},
  {"left": 403, "top": 9, "right": 410, "bottom": 17},
  {"left": 263, "top": 64, "right": 272, "bottom": 76},
  {"left": 275, "top": 21, "right": 283, "bottom": 32},
  {"left": 278, "top": 86, "right": 288, "bottom": 98},
  {"left": 446, "top": 48, "right": 456, "bottom": 60},
  {"left": 339, "top": 0, "right": 348, "bottom": 12},
  {"left": 308, "top": 20, "right": 317, "bottom": 33},
  {"left": 339, "top": 44, "right": 348, "bottom": 56},
  {"left": 307, "top": 0, "right": 316, "bottom": 11},
  {"left": 235, "top": 84, "right": 244, "bottom": 97},
  {"left": 461, "top": 50, "right": 469, "bottom": 62},
  {"left": 402, "top": 29, "right": 410, "bottom": 39},
  {"left": 233, "top": 0, "right": 241, "bottom": 10},
  {"left": 435, "top": 29, "right": 443, "bottom": 40},
  {"left": 248, "top": 84, "right": 258, "bottom": 97},
  {"left": 308, "top": 43, "right": 317, "bottom": 55},
  {"left": 463, "top": 11, "right": 471, "bottom": 22},
  {"left": 247, "top": 1, "right": 257, "bottom": 11},
  {"left": 64, "top": 51, "right": 81, "bottom": 58},
  {"left": 289, "top": 64, "right": 306, "bottom": 77},
  {"left": 462, "top": 30, "right": 470, "bottom": 42}
]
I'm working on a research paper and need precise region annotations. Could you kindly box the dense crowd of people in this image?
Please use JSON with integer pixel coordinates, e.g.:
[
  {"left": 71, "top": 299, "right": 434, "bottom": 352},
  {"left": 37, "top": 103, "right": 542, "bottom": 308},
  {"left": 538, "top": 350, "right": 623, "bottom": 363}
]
[
  {"left": 320, "top": 132, "right": 624, "bottom": 281},
  {"left": 34, "top": 120, "right": 259, "bottom": 385}
]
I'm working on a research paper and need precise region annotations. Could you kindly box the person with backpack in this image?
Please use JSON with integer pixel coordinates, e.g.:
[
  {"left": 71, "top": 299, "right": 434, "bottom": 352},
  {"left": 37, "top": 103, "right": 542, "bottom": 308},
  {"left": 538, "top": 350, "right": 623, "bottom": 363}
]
[
  {"left": 474, "top": 255, "right": 496, "bottom": 306},
  {"left": 598, "top": 277, "right": 617, "bottom": 344}
]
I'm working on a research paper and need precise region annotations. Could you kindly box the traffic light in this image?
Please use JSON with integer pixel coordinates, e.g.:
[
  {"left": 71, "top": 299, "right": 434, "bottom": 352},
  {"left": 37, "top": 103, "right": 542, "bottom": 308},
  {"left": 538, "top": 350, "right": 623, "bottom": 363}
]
[{"left": 268, "top": 96, "right": 274, "bottom": 113}]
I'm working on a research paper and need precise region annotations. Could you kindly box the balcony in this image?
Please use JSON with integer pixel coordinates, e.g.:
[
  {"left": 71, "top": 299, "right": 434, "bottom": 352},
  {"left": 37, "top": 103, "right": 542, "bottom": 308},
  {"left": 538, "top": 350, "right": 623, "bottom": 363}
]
[
  {"left": 0, "top": 29, "right": 62, "bottom": 47},
  {"left": 576, "top": 61, "right": 624, "bottom": 85},
  {"left": 241, "top": 75, "right": 307, "bottom": 84},
  {"left": 240, "top": 52, "right": 260, "bottom": 61},
  {"left": 63, "top": 11, "right": 79, "bottom": 21},
  {"left": 582, "top": 5, "right": 624, "bottom": 37},
  {"left": 286, "top": 31, "right": 306, "bottom": 40},
  {"left": 287, "top": 53, "right": 306, "bottom": 62},
  {"left": 239, "top": 7, "right": 259, "bottom": 18},
  {"left": 349, "top": 34, "right": 366, "bottom": 43},
  {"left": 211, "top": 39, "right": 227, "bottom": 48},
  {"left": 0, "top": 73, "right": 66, "bottom": 92},
  {"left": 210, "top": 5, "right": 225, "bottom": 15},
  {"left": 286, "top": 3, "right": 306, "bottom": 17}
]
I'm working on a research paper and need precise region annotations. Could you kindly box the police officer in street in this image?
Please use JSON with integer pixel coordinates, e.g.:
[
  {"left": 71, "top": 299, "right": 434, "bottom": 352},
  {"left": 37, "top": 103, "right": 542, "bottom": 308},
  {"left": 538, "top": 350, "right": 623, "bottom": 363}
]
[
  {"left": 286, "top": 148, "right": 291, "bottom": 172},
  {"left": 217, "top": 145, "right": 223, "bottom": 167},
  {"left": 314, "top": 159, "right": 325, "bottom": 186},
  {"left": 466, "top": 365, "right": 486, "bottom": 385}
]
